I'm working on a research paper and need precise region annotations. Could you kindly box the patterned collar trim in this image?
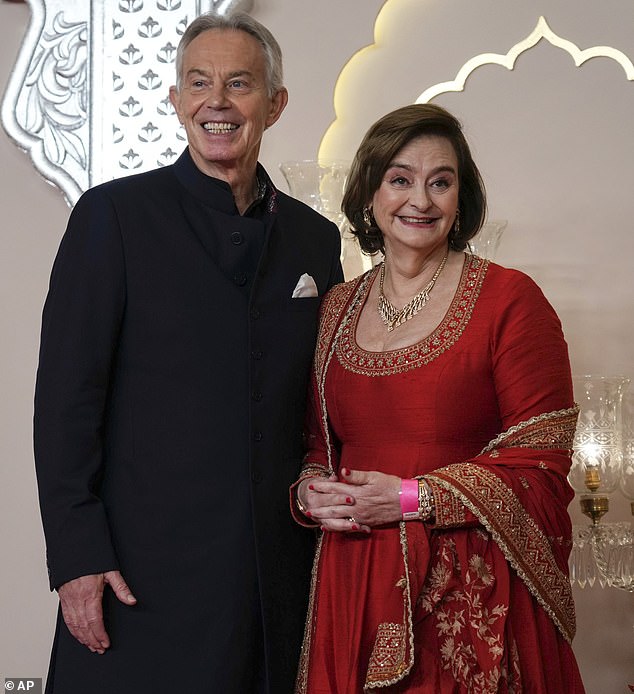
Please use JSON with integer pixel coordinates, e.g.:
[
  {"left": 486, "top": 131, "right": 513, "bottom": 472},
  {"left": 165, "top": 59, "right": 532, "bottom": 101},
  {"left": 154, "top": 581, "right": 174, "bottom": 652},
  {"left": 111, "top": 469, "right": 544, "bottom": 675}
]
[
  {"left": 252, "top": 163, "right": 278, "bottom": 215},
  {"left": 172, "top": 148, "right": 278, "bottom": 215},
  {"left": 336, "top": 254, "right": 488, "bottom": 376}
]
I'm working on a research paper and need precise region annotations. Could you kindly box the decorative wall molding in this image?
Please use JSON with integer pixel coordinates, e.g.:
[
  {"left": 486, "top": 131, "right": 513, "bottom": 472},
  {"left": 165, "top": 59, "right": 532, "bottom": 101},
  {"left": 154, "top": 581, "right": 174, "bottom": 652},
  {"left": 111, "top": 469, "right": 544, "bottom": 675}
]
[
  {"left": 2, "top": 0, "right": 254, "bottom": 206},
  {"left": 415, "top": 16, "right": 634, "bottom": 104},
  {"left": 318, "top": 12, "right": 634, "bottom": 161}
]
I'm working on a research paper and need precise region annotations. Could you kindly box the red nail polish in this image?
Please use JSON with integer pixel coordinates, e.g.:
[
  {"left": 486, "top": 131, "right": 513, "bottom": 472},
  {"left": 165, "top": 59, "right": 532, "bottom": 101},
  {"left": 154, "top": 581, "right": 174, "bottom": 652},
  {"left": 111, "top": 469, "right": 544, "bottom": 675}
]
[
  {"left": 308, "top": 484, "right": 314, "bottom": 491},
  {"left": 346, "top": 497, "right": 352, "bottom": 504},
  {"left": 344, "top": 468, "right": 351, "bottom": 476},
  {"left": 352, "top": 524, "right": 359, "bottom": 531},
  {"left": 305, "top": 511, "right": 312, "bottom": 517}
]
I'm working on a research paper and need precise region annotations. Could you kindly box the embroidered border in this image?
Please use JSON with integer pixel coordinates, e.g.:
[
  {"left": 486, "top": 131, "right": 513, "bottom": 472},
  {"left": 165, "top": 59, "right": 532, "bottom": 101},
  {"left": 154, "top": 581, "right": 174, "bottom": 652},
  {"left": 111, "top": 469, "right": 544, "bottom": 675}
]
[
  {"left": 427, "top": 481, "right": 467, "bottom": 527},
  {"left": 315, "top": 270, "right": 373, "bottom": 472},
  {"left": 313, "top": 275, "right": 363, "bottom": 382},
  {"left": 295, "top": 533, "right": 325, "bottom": 694},
  {"left": 364, "top": 522, "right": 415, "bottom": 689},
  {"left": 427, "top": 463, "right": 576, "bottom": 643},
  {"left": 338, "top": 255, "right": 488, "bottom": 376},
  {"left": 480, "top": 406, "right": 580, "bottom": 454},
  {"left": 365, "top": 622, "right": 407, "bottom": 685}
]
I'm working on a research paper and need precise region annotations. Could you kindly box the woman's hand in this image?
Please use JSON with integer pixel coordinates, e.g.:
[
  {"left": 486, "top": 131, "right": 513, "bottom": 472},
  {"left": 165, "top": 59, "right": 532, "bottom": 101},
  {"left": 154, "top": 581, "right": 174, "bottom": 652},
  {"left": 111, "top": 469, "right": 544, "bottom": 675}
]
[{"left": 297, "top": 468, "right": 402, "bottom": 533}]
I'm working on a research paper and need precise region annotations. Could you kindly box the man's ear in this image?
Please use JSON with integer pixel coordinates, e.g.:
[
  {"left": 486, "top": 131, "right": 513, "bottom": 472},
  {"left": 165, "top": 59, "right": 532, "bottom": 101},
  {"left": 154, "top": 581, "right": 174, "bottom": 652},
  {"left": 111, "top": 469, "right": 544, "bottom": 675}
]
[
  {"left": 168, "top": 85, "right": 183, "bottom": 124},
  {"left": 265, "top": 87, "right": 288, "bottom": 129}
]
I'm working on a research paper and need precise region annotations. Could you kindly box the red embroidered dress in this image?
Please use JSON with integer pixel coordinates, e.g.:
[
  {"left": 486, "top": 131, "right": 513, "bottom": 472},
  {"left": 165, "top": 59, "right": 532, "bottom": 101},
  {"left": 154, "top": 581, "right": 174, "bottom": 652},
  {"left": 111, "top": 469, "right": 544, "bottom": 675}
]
[{"left": 293, "top": 256, "right": 585, "bottom": 693}]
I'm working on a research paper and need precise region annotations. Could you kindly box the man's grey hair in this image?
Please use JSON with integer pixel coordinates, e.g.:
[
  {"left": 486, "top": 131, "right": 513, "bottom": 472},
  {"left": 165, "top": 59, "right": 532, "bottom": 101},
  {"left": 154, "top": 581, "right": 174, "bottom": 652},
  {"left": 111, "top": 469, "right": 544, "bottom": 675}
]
[{"left": 174, "top": 12, "right": 284, "bottom": 97}]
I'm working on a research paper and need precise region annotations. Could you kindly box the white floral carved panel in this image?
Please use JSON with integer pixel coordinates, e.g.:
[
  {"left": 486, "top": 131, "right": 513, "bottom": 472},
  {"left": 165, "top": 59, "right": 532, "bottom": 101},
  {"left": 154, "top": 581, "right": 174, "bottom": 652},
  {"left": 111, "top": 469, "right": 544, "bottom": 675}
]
[{"left": 1, "top": 0, "right": 259, "bottom": 206}]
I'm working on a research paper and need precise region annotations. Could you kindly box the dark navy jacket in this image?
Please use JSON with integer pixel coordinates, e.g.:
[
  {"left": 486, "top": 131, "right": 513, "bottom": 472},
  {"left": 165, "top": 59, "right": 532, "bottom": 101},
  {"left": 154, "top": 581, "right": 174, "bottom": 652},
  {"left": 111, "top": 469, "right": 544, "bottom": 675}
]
[{"left": 34, "top": 149, "right": 343, "bottom": 693}]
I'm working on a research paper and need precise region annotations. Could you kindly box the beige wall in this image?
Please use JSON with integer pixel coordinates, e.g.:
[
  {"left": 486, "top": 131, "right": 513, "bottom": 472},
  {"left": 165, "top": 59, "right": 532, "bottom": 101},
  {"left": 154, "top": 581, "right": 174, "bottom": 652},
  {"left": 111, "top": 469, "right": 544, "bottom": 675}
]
[{"left": 1, "top": 1, "right": 632, "bottom": 691}]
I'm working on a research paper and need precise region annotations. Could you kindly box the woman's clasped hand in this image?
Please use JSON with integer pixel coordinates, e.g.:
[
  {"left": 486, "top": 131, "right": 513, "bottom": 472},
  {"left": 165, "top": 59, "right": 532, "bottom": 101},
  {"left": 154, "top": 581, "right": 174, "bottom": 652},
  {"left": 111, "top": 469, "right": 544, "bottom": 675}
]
[{"left": 297, "top": 468, "right": 403, "bottom": 533}]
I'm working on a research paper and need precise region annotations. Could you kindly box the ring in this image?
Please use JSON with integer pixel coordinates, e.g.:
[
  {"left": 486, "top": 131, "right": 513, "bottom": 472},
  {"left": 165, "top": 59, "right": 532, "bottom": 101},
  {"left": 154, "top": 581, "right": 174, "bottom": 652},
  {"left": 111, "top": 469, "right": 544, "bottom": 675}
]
[{"left": 348, "top": 516, "right": 356, "bottom": 524}]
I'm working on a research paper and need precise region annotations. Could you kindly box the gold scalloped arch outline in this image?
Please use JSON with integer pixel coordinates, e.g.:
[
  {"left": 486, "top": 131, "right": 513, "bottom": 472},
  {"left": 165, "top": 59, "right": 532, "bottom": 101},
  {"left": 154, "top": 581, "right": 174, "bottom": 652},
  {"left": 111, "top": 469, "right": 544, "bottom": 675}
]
[
  {"left": 415, "top": 15, "right": 634, "bottom": 103},
  {"left": 318, "top": 15, "right": 634, "bottom": 159}
]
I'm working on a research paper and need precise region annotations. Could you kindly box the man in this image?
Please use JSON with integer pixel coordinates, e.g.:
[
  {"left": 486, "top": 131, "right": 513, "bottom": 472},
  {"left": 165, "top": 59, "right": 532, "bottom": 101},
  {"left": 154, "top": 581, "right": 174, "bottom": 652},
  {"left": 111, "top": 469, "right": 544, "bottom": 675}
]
[{"left": 34, "top": 12, "right": 343, "bottom": 693}]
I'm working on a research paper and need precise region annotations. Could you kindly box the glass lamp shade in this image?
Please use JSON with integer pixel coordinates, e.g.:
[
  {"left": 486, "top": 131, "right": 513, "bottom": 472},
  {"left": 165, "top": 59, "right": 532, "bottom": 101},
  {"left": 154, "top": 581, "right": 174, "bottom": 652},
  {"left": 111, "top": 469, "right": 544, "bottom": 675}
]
[
  {"left": 570, "top": 375, "right": 630, "bottom": 499},
  {"left": 280, "top": 159, "right": 372, "bottom": 279},
  {"left": 467, "top": 219, "right": 507, "bottom": 260},
  {"left": 620, "top": 392, "right": 634, "bottom": 513},
  {"left": 279, "top": 160, "right": 350, "bottom": 228}
]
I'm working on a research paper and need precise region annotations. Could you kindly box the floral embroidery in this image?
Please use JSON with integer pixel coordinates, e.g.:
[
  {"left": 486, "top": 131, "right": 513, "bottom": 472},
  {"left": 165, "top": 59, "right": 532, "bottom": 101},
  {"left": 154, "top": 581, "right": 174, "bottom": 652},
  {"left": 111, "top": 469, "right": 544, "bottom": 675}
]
[
  {"left": 428, "top": 463, "right": 576, "bottom": 643},
  {"left": 418, "top": 538, "right": 512, "bottom": 694}
]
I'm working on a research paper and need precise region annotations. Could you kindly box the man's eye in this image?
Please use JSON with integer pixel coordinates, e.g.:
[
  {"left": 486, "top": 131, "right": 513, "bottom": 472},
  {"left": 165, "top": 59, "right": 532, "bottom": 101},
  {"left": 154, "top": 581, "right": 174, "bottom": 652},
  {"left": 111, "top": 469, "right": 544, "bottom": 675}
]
[{"left": 229, "top": 80, "right": 245, "bottom": 88}]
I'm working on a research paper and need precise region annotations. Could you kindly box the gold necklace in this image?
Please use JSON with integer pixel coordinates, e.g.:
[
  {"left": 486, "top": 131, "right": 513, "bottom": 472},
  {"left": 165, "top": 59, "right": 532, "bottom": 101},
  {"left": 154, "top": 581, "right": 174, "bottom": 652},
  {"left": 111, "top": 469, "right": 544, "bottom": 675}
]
[{"left": 377, "top": 251, "right": 449, "bottom": 332}]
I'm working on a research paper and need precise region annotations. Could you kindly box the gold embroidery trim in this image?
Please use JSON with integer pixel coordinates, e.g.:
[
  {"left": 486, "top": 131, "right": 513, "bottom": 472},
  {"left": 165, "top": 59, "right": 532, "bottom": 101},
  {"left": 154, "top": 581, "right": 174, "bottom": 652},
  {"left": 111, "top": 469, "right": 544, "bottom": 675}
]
[
  {"left": 427, "top": 481, "right": 466, "bottom": 527},
  {"left": 295, "top": 532, "right": 325, "bottom": 694},
  {"left": 338, "top": 255, "right": 488, "bottom": 377},
  {"left": 480, "top": 406, "right": 580, "bottom": 454},
  {"left": 365, "top": 623, "right": 407, "bottom": 685},
  {"left": 364, "top": 522, "right": 415, "bottom": 689},
  {"left": 427, "top": 463, "right": 576, "bottom": 643},
  {"left": 314, "top": 272, "right": 373, "bottom": 474},
  {"left": 296, "top": 274, "right": 374, "bottom": 692}
]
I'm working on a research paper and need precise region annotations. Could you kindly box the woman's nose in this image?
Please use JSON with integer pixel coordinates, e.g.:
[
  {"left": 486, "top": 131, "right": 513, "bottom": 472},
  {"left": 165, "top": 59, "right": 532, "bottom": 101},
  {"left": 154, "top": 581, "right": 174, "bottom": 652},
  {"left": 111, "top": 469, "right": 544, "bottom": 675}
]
[{"left": 409, "top": 183, "right": 431, "bottom": 210}]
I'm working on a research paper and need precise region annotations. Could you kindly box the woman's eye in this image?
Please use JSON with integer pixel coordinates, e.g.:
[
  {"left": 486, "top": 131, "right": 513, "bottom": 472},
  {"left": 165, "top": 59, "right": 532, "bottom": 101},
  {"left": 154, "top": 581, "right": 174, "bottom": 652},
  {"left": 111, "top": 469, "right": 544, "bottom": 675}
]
[
  {"left": 430, "top": 178, "right": 450, "bottom": 189},
  {"left": 390, "top": 176, "right": 409, "bottom": 186}
]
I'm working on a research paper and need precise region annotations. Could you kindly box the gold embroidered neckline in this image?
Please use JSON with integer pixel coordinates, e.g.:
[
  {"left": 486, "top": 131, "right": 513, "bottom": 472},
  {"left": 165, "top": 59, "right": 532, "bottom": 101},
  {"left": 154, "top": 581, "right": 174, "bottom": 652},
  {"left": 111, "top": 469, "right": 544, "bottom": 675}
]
[{"left": 336, "top": 254, "right": 487, "bottom": 376}]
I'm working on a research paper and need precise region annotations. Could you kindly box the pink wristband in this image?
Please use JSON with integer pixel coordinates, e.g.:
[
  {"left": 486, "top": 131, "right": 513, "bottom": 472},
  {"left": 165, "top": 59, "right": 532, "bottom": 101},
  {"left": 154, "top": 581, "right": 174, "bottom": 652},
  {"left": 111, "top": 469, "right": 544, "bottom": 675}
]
[{"left": 399, "top": 478, "right": 419, "bottom": 520}]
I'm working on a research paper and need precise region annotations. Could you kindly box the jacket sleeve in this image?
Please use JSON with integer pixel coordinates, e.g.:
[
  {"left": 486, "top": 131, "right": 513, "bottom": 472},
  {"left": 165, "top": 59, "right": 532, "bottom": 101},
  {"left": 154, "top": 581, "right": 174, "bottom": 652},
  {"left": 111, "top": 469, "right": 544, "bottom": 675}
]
[{"left": 34, "top": 187, "right": 125, "bottom": 590}]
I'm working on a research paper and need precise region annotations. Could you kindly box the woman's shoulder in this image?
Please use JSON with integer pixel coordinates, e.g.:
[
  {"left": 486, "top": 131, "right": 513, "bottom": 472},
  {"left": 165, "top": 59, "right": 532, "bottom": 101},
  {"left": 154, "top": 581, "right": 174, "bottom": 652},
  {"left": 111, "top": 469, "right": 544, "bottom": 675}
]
[
  {"left": 479, "top": 257, "right": 544, "bottom": 297},
  {"left": 318, "top": 267, "right": 377, "bottom": 323},
  {"left": 322, "top": 267, "right": 375, "bottom": 305},
  {"left": 476, "top": 257, "right": 560, "bottom": 328}
]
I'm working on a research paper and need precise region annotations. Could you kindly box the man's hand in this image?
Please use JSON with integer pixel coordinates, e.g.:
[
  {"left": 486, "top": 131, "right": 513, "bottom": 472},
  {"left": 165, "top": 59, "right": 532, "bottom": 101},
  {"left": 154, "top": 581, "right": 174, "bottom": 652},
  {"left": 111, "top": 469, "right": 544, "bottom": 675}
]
[{"left": 58, "top": 570, "right": 136, "bottom": 654}]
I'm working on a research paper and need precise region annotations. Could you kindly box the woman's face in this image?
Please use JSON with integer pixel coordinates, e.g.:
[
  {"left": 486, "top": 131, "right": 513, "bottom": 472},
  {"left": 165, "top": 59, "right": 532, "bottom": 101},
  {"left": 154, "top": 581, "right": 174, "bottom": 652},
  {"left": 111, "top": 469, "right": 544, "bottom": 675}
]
[{"left": 371, "top": 134, "right": 459, "bottom": 257}]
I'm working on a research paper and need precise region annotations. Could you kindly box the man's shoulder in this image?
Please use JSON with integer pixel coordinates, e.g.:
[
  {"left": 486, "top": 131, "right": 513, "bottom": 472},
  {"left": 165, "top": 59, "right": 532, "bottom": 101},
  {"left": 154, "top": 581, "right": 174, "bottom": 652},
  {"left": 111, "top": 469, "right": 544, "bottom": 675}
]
[
  {"left": 84, "top": 165, "right": 176, "bottom": 203},
  {"left": 274, "top": 190, "right": 338, "bottom": 231}
]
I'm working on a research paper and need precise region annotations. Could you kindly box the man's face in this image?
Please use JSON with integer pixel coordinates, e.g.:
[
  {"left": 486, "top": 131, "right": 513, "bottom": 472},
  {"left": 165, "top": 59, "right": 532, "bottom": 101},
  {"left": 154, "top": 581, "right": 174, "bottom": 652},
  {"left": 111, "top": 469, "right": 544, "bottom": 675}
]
[{"left": 169, "top": 29, "right": 287, "bottom": 182}]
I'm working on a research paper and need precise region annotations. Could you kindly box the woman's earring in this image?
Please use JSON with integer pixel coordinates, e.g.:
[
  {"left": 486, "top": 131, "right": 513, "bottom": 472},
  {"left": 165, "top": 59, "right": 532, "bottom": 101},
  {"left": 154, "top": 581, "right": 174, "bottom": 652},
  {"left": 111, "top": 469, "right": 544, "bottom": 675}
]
[
  {"left": 363, "top": 207, "right": 373, "bottom": 229},
  {"left": 453, "top": 208, "right": 460, "bottom": 235}
]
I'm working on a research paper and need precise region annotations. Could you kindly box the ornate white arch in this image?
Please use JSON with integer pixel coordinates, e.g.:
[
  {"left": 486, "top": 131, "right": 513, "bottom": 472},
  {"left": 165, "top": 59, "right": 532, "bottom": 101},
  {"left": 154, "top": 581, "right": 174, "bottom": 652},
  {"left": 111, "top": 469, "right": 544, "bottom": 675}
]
[
  {"left": 318, "top": 13, "right": 634, "bottom": 160},
  {"left": 416, "top": 15, "right": 634, "bottom": 104}
]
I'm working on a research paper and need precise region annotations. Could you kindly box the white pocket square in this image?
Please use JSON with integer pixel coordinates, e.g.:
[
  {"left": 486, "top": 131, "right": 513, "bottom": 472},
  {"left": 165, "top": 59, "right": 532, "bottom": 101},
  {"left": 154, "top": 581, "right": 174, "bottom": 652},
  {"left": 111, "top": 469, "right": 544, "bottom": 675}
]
[{"left": 292, "top": 273, "right": 318, "bottom": 298}]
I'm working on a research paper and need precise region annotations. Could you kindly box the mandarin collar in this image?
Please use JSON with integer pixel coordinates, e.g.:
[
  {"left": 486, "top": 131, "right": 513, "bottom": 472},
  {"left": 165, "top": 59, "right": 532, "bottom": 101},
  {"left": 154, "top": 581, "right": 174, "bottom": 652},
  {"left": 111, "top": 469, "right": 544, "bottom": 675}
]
[{"left": 172, "top": 147, "right": 277, "bottom": 215}]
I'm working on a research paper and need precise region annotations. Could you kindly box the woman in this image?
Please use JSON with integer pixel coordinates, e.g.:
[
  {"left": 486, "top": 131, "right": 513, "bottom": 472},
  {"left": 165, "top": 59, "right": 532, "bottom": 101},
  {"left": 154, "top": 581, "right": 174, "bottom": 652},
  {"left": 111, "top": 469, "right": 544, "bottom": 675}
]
[{"left": 291, "top": 104, "right": 585, "bottom": 693}]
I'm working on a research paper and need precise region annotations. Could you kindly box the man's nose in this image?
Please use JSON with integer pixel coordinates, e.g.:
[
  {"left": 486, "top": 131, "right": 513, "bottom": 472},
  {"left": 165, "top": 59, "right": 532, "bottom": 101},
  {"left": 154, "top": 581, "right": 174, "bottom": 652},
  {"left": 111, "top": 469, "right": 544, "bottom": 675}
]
[{"left": 205, "top": 84, "right": 230, "bottom": 108}]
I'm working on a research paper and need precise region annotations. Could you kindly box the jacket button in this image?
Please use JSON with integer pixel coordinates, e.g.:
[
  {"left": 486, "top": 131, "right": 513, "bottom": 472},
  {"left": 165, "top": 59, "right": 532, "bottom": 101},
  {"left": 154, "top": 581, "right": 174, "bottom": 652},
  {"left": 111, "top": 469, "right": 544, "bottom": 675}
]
[
  {"left": 231, "top": 231, "right": 244, "bottom": 245},
  {"left": 252, "top": 390, "right": 263, "bottom": 402},
  {"left": 251, "top": 470, "right": 263, "bottom": 484},
  {"left": 251, "top": 350, "right": 263, "bottom": 360},
  {"left": 253, "top": 431, "right": 263, "bottom": 442},
  {"left": 250, "top": 308, "right": 260, "bottom": 320},
  {"left": 234, "top": 273, "right": 247, "bottom": 286}
]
